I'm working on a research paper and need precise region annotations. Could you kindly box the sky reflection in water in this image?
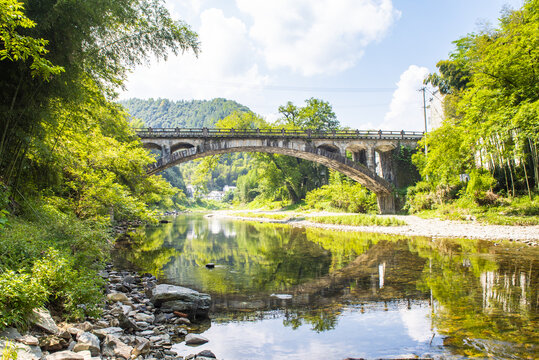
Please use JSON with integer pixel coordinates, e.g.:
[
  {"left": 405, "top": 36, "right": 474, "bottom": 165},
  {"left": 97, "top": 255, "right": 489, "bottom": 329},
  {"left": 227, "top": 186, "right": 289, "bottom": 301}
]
[{"left": 173, "top": 303, "right": 443, "bottom": 359}]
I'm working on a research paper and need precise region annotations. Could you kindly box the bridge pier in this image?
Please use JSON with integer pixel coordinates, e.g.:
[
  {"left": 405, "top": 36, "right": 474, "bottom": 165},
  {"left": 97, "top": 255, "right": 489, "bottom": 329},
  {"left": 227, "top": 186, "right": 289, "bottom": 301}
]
[
  {"left": 351, "top": 150, "right": 367, "bottom": 165},
  {"left": 377, "top": 193, "right": 396, "bottom": 214},
  {"left": 366, "top": 147, "right": 376, "bottom": 173},
  {"left": 379, "top": 151, "right": 394, "bottom": 183},
  {"left": 162, "top": 144, "right": 171, "bottom": 163}
]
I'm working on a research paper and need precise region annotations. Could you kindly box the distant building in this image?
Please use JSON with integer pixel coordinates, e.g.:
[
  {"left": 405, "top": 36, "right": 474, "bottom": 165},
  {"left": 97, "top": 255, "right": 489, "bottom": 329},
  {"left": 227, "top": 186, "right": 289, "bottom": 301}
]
[
  {"left": 428, "top": 89, "right": 444, "bottom": 130},
  {"left": 185, "top": 185, "right": 195, "bottom": 198},
  {"left": 206, "top": 191, "right": 225, "bottom": 201},
  {"left": 185, "top": 185, "right": 235, "bottom": 201}
]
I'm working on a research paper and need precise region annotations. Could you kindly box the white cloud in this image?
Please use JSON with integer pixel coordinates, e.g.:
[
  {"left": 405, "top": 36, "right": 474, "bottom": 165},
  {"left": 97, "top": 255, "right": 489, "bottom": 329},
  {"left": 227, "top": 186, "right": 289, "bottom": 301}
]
[
  {"left": 122, "top": 7, "right": 269, "bottom": 101},
  {"left": 382, "top": 65, "right": 429, "bottom": 131},
  {"left": 260, "top": 111, "right": 280, "bottom": 125},
  {"left": 236, "top": 0, "right": 400, "bottom": 76},
  {"left": 398, "top": 306, "right": 433, "bottom": 343}
]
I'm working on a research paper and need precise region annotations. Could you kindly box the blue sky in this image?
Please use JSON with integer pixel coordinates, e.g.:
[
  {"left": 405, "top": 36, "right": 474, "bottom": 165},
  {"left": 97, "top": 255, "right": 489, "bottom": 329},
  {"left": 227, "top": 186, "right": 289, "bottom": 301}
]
[{"left": 122, "top": 0, "right": 524, "bottom": 131}]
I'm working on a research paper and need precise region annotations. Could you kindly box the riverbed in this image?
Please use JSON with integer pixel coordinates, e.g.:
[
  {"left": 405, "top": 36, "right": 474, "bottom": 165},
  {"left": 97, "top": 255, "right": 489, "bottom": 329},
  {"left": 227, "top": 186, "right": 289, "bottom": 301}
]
[
  {"left": 113, "top": 214, "right": 538, "bottom": 359},
  {"left": 214, "top": 210, "right": 539, "bottom": 244}
]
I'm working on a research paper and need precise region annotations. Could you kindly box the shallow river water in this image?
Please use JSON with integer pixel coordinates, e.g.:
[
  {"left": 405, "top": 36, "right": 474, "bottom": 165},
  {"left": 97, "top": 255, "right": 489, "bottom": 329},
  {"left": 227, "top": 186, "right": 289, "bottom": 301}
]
[{"left": 114, "top": 214, "right": 538, "bottom": 359}]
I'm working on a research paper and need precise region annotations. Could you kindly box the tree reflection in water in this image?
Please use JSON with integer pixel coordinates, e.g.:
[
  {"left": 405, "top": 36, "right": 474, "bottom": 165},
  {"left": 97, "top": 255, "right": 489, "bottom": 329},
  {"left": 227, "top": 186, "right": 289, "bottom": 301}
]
[{"left": 115, "top": 215, "right": 538, "bottom": 358}]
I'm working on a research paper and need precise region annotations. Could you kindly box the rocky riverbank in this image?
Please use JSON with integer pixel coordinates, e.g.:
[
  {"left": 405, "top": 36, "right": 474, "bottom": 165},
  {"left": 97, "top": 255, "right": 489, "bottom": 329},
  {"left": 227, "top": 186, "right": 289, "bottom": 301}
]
[
  {"left": 0, "top": 266, "right": 219, "bottom": 360},
  {"left": 213, "top": 211, "right": 539, "bottom": 246}
]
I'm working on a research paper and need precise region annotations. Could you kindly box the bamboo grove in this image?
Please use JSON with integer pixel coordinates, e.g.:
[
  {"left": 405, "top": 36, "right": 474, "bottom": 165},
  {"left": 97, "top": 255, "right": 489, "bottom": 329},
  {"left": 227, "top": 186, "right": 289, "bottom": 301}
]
[
  {"left": 417, "top": 0, "right": 539, "bottom": 200},
  {"left": 0, "top": 0, "right": 199, "bottom": 218}
]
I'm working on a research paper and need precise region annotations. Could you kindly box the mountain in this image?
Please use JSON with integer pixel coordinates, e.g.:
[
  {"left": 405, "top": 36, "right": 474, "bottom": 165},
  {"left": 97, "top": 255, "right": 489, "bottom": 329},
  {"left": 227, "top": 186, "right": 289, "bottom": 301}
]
[
  {"left": 119, "top": 97, "right": 253, "bottom": 197},
  {"left": 119, "top": 98, "right": 251, "bottom": 128}
]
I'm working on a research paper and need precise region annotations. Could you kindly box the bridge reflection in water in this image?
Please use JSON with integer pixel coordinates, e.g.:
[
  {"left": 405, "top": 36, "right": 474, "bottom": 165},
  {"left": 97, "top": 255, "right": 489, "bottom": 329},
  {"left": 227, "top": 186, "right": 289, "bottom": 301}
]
[{"left": 136, "top": 128, "right": 423, "bottom": 213}]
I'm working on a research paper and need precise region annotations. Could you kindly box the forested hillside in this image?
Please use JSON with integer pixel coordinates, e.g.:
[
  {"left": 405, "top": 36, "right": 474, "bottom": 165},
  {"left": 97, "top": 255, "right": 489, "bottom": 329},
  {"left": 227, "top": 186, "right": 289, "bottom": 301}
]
[
  {"left": 119, "top": 98, "right": 254, "bottom": 195},
  {"left": 119, "top": 98, "right": 250, "bottom": 128}
]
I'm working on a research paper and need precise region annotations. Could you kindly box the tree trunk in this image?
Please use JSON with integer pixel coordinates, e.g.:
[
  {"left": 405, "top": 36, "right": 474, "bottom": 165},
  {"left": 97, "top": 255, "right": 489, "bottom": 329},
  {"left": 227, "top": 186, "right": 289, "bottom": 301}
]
[{"left": 285, "top": 182, "right": 300, "bottom": 204}]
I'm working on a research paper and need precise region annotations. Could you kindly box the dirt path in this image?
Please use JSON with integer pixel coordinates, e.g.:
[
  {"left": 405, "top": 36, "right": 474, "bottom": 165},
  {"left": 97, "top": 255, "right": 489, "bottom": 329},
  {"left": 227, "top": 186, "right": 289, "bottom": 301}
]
[{"left": 211, "top": 210, "right": 539, "bottom": 245}]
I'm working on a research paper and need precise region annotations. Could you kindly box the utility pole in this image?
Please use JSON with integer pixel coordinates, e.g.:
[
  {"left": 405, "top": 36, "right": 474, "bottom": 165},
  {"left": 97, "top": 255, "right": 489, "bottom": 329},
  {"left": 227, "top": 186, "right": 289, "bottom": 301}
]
[{"left": 421, "top": 87, "right": 428, "bottom": 158}]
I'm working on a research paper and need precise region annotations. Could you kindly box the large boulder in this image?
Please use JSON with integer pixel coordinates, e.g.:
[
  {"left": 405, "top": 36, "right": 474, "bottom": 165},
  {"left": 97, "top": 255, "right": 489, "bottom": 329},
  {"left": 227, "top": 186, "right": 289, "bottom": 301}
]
[
  {"left": 184, "top": 334, "right": 209, "bottom": 345},
  {"left": 92, "top": 327, "right": 123, "bottom": 340},
  {"left": 39, "top": 335, "right": 68, "bottom": 352},
  {"left": 106, "top": 292, "right": 131, "bottom": 305},
  {"left": 131, "top": 337, "right": 151, "bottom": 357},
  {"left": 101, "top": 334, "right": 133, "bottom": 359},
  {"left": 0, "top": 339, "right": 42, "bottom": 360},
  {"left": 72, "top": 332, "right": 100, "bottom": 356},
  {"left": 151, "top": 284, "right": 211, "bottom": 318},
  {"left": 31, "top": 308, "right": 60, "bottom": 334},
  {"left": 0, "top": 327, "right": 22, "bottom": 340}
]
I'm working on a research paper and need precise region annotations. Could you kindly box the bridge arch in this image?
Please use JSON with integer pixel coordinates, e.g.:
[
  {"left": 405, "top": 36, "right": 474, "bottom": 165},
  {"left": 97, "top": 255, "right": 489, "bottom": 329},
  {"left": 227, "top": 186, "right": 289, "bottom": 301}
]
[
  {"left": 136, "top": 127, "right": 423, "bottom": 214},
  {"left": 316, "top": 143, "right": 340, "bottom": 153},
  {"left": 375, "top": 142, "right": 397, "bottom": 152},
  {"left": 148, "top": 142, "right": 396, "bottom": 213},
  {"left": 170, "top": 142, "right": 196, "bottom": 153},
  {"left": 141, "top": 142, "right": 163, "bottom": 151}
]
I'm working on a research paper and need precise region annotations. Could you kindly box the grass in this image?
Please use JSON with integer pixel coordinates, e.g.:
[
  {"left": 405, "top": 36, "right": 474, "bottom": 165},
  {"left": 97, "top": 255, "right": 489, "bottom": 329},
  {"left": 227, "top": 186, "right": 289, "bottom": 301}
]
[
  {"left": 414, "top": 195, "right": 539, "bottom": 226},
  {"left": 230, "top": 211, "right": 406, "bottom": 227},
  {"left": 232, "top": 212, "right": 300, "bottom": 221},
  {"left": 308, "top": 214, "right": 406, "bottom": 227}
]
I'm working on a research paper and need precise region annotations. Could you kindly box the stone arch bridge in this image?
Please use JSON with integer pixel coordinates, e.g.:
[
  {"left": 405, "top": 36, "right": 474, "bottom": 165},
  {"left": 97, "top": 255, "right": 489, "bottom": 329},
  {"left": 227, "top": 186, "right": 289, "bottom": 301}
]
[{"left": 136, "top": 128, "right": 423, "bottom": 214}]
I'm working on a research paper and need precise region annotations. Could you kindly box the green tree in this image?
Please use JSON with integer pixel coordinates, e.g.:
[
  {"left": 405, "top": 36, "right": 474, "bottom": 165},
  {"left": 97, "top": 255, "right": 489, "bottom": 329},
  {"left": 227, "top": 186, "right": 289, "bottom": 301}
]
[
  {"left": 277, "top": 98, "right": 339, "bottom": 130},
  {"left": 263, "top": 98, "right": 339, "bottom": 202},
  {"left": 415, "top": 0, "right": 539, "bottom": 206},
  {"left": 209, "top": 99, "right": 340, "bottom": 204},
  {"left": 0, "top": 0, "right": 63, "bottom": 78},
  {"left": 0, "top": 0, "right": 198, "bottom": 330},
  {"left": 0, "top": 0, "right": 199, "bottom": 187}
]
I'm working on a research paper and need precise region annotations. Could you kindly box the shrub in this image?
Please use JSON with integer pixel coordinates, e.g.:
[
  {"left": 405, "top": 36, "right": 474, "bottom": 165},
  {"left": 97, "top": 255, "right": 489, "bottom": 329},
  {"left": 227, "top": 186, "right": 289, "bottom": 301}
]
[
  {"left": 466, "top": 169, "right": 497, "bottom": 205},
  {"left": 405, "top": 181, "right": 435, "bottom": 212},
  {"left": 405, "top": 181, "right": 464, "bottom": 213},
  {"left": 305, "top": 182, "right": 377, "bottom": 213},
  {"left": 0, "top": 248, "right": 103, "bottom": 330},
  {"left": 0, "top": 271, "right": 46, "bottom": 330},
  {"left": 0, "top": 202, "right": 110, "bottom": 272},
  {"left": 1, "top": 340, "right": 19, "bottom": 359},
  {"left": 0, "top": 204, "right": 107, "bottom": 330},
  {"left": 32, "top": 249, "right": 103, "bottom": 320}
]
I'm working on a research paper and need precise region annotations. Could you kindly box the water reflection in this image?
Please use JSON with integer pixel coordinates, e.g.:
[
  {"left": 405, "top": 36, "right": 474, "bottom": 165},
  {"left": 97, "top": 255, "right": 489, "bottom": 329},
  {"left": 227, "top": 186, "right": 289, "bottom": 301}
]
[{"left": 114, "top": 214, "right": 538, "bottom": 359}]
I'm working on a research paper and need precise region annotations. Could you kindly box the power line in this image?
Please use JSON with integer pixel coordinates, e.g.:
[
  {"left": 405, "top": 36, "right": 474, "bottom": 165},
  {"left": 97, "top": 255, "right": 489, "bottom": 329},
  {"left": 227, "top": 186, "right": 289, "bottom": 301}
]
[
  {"left": 263, "top": 85, "right": 396, "bottom": 93},
  {"left": 425, "top": 87, "right": 443, "bottom": 102},
  {"left": 184, "top": 78, "right": 396, "bottom": 93}
]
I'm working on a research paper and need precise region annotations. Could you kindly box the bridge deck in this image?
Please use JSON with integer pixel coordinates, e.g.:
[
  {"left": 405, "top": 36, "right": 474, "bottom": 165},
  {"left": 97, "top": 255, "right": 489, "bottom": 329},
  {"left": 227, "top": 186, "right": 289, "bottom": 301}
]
[{"left": 135, "top": 128, "right": 424, "bottom": 141}]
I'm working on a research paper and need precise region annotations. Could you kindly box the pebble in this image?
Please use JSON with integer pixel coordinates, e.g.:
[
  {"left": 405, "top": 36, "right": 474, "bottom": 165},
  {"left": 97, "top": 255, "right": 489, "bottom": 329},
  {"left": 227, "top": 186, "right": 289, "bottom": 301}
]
[
  {"left": 107, "top": 292, "right": 131, "bottom": 305},
  {"left": 198, "top": 350, "right": 217, "bottom": 358},
  {"left": 45, "top": 350, "right": 85, "bottom": 360}
]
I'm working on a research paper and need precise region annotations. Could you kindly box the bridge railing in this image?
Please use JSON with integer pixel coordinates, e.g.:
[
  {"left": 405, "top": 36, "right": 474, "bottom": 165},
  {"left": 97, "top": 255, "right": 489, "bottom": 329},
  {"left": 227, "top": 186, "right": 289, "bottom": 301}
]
[{"left": 135, "top": 127, "right": 424, "bottom": 140}]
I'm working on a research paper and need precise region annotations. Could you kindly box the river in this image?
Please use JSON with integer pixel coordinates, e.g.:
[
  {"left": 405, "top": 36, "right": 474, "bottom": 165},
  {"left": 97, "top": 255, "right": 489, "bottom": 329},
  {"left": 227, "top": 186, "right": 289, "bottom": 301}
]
[{"left": 113, "top": 214, "right": 538, "bottom": 359}]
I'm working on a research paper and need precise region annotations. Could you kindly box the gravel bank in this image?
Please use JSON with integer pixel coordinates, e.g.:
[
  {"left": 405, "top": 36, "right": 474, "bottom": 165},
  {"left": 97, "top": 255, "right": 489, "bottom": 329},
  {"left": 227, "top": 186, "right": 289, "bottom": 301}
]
[
  {"left": 213, "top": 211, "right": 539, "bottom": 246},
  {"left": 0, "top": 267, "right": 218, "bottom": 360}
]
